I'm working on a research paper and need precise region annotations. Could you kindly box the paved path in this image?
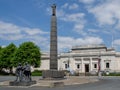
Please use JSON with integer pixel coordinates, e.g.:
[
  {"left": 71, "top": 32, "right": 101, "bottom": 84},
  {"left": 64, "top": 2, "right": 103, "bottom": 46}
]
[
  {"left": 0, "top": 76, "right": 120, "bottom": 90},
  {"left": 0, "top": 76, "right": 98, "bottom": 87}
]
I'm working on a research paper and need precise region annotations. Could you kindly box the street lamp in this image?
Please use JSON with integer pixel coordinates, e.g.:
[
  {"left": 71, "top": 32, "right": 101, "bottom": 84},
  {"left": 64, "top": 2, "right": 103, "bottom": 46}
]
[{"left": 98, "top": 52, "right": 101, "bottom": 77}]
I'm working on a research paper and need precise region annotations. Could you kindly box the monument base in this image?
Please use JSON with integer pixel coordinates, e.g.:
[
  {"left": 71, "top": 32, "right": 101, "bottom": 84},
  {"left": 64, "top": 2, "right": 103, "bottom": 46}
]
[
  {"left": 9, "top": 81, "right": 36, "bottom": 86},
  {"left": 42, "top": 70, "right": 64, "bottom": 79}
]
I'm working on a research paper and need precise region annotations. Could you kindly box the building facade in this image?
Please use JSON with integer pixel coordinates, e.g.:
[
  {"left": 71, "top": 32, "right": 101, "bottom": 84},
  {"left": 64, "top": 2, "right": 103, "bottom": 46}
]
[{"left": 40, "top": 44, "right": 120, "bottom": 74}]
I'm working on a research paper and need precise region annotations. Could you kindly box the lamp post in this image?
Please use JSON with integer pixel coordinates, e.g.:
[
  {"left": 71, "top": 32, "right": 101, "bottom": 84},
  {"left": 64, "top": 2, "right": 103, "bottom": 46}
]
[
  {"left": 98, "top": 53, "right": 101, "bottom": 77},
  {"left": 67, "top": 59, "right": 70, "bottom": 69}
]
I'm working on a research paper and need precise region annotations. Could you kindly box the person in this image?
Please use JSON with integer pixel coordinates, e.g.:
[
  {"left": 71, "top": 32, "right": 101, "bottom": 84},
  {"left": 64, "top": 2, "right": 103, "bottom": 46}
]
[
  {"left": 51, "top": 4, "right": 56, "bottom": 16},
  {"left": 15, "top": 63, "right": 23, "bottom": 82},
  {"left": 23, "top": 62, "right": 31, "bottom": 81}
]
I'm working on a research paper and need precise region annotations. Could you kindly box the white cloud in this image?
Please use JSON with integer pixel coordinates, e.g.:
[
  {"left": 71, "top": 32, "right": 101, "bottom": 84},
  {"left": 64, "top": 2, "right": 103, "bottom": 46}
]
[
  {"left": 88, "top": 0, "right": 120, "bottom": 26},
  {"left": 0, "top": 21, "right": 48, "bottom": 40},
  {"left": 61, "top": 3, "right": 69, "bottom": 9},
  {"left": 88, "top": 29, "right": 99, "bottom": 33},
  {"left": 79, "top": 0, "right": 95, "bottom": 4},
  {"left": 0, "top": 21, "right": 20, "bottom": 34},
  {"left": 56, "top": 9, "right": 65, "bottom": 17},
  {"left": 0, "top": 34, "right": 24, "bottom": 40},
  {"left": 59, "top": 3, "right": 84, "bottom": 22},
  {"left": 58, "top": 36, "right": 103, "bottom": 52},
  {"left": 73, "top": 24, "right": 86, "bottom": 35},
  {"left": 47, "top": 3, "right": 86, "bottom": 36},
  {"left": 113, "top": 39, "right": 120, "bottom": 45},
  {"left": 0, "top": 21, "right": 49, "bottom": 51},
  {"left": 24, "top": 28, "right": 48, "bottom": 35},
  {"left": 56, "top": 6, "right": 86, "bottom": 35},
  {"left": 0, "top": 21, "right": 104, "bottom": 52},
  {"left": 1, "top": 45, "right": 6, "bottom": 48},
  {"left": 60, "top": 13, "right": 85, "bottom": 22},
  {"left": 116, "top": 20, "right": 120, "bottom": 29},
  {"left": 61, "top": 13, "right": 86, "bottom": 35},
  {"left": 74, "top": 24, "right": 84, "bottom": 30},
  {"left": 113, "top": 39, "right": 120, "bottom": 50},
  {"left": 61, "top": 3, "right": 79, "bottom": 10},
  {"left": 69, "top": 3, "right": 79, "bottom": 10}
]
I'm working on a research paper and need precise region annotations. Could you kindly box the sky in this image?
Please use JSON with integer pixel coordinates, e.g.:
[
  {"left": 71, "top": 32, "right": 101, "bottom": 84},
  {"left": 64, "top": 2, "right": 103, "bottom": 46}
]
[{"left": 0, "top": 0, "right": 120, "bottom": 53}]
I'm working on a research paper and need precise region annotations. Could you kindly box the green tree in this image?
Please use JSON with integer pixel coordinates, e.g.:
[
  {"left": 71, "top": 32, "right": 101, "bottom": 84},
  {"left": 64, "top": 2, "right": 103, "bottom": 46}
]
[
  {"left": 0, "top": 43, "right": 17, "bottom": 73},
  {"left": 0, "top": 46, "right": 2, "bottom": 71},
  {"left": 13, "top": 42, "right": 41, "bottom": 67}
]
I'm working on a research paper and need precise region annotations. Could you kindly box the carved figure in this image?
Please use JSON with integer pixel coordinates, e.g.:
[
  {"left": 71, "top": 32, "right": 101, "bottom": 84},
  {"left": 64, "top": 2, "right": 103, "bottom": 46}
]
[
  {"left": 15, "top": 62, "right": 32, "bottom": 82},
  {"left": 15, "top": 63, "right": 23, "bottom": 82},
  {"left": 51, "top": 4, "right": 56, "bottom": 16},
  {"left": 23, "top": 62, "right": 32, "bottom": 81}
]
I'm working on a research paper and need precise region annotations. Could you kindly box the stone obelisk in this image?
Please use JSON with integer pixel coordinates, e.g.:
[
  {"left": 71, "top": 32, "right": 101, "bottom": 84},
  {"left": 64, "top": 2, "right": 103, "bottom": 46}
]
[
  {"left": 42, "top": 4, "right": 64, "bottom": 79},
  {"left": 50, "top": 4, "right": 58, "bottom": 70}
]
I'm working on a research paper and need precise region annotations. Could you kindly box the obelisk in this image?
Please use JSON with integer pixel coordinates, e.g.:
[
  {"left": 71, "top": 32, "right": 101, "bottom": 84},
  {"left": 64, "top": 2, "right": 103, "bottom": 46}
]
[
  {"left": 50, "top": 4, "right": 57, "bottom": 70},
  {"left": 42, "top": 4, "right": 64, "bottom": 79}
]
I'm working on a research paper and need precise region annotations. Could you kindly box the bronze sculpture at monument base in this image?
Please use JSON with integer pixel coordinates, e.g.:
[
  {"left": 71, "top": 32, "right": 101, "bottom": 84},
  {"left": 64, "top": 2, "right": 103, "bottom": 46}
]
[
  {"left": 9, "top": 62, "right": 36, "bottom": 86},
  {"left": 42, "top": 70, "right": 64, "bottom": 79}
]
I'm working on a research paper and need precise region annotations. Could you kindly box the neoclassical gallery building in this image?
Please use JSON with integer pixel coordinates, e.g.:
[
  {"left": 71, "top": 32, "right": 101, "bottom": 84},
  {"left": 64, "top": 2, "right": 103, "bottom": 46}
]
[{"left": 38, "top": 44, "right": 120, "bottom": 74}]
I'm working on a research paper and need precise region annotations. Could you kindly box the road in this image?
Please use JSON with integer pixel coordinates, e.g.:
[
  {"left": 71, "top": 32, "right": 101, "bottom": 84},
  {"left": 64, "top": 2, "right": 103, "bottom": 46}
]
[{"left": 0, "top": 76, "right": 120, "bottom": 90}]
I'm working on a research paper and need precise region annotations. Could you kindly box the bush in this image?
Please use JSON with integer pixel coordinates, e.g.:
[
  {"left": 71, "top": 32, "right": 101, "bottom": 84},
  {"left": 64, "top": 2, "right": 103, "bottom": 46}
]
[
  {"left": 31, "top": 70, "right": 42, "bottom": 76},
  {"left": 0, "top": 70, "right": 9, "bottom": 75},
  {"left": 104, "top": 72, "right": 120, "bottom": 76}
]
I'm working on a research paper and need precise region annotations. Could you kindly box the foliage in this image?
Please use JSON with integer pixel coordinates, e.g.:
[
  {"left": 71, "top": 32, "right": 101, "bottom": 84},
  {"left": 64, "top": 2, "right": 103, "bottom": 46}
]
[
  {"left": 0, "top": 43, "right": 17, "bottom": 72},
  {"left": 0, "top": 42, "right": 41, "bottom": 74},
  {"left": 0, "top": 70, "right": 9, "bottom": 75},
  {"left": 13, "top": 42, "right": 41, "bottom": 67},
  {"left": 104, "top": 72, "right": 120, "bottom": 76},
  {"left": 31, "top": 70, "right": 42, "bottom": 76}
]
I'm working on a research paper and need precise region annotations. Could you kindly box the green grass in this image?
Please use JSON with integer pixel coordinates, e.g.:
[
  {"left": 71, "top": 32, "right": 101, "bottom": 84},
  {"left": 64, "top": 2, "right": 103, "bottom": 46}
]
[{"left": 31, "top": 70, "right": 42, "bottom": 76}]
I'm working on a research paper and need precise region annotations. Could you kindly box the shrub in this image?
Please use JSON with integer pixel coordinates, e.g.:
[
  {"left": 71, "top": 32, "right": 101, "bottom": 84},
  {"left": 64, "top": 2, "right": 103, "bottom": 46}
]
[
  {"left": 104, "top": 72, "right": 120, "bottom": 76},
  {"left": 31, "top": 70, "right": 42, "bottom": 76},
  {"left": 0, "top": 70, "right": 9, "bottom": 75}
]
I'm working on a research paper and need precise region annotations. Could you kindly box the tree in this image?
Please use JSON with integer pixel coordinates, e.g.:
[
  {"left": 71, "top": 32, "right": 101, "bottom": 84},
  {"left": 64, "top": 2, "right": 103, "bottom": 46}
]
[
  {"left": 13, "top": 42, "right": 41, "bottom": 67},
  {"left": 0, "top": 46, "right": 2, "bottom": 71},
  {"left": 0, "top": 43, "right": 17, "bottom": 73}
]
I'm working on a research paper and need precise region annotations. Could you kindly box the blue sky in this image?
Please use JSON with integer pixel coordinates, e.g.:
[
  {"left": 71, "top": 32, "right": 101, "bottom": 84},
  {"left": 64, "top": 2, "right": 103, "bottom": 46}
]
[{"left": 0, "top": 0, "right": 120, "bottom": 52}]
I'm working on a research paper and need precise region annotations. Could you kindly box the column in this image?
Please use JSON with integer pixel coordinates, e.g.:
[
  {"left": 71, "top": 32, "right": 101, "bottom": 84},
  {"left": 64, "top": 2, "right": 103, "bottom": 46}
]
[
  {"left": 81, "top": 57, "right": 84, "bottom": 73},
  {"left": 90, "top": 57, "right": 92, "bottom": 72}
]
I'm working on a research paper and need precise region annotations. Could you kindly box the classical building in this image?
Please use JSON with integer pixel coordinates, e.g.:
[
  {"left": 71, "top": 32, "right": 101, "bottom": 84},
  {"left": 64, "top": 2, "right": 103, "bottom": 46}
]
[{"left": 40, "top": 44, "right": 120, "bottom": 74}]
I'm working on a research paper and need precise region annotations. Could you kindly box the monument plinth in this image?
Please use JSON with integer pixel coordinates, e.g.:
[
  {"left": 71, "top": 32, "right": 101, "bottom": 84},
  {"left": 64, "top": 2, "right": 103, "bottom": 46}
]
[{"left": 42, "top": 4, "right": 64, "bottom": 79}]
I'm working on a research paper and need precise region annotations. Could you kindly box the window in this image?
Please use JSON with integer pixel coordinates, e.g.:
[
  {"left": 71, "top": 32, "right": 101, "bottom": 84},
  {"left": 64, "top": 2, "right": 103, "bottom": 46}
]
[
  {"left": 94, "top": 64, "right": 97, "bottom": 68},
  {"left": 106, "top": 63, "right": 110, "bottom": 68},
  {"left": 65, "top": 64, "right": 68, "bottom": 69},
  {"left": 77, "top": 64, "right": 80, "bottom": 69}
]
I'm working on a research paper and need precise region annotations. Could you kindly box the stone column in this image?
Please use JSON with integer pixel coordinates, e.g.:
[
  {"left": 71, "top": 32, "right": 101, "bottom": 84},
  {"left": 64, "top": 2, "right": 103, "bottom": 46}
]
[
  {"left": 90, "top": 57, "right": 92, "bottom": 72},
  {"left": 81, "top": 57, "right": 84, "bottom": 73},
  {"left": 42, "top": 4, "right": 64, "bottom": 79},
  {"left": 50, "top": 4, "right": 58, "bottom": 70}
]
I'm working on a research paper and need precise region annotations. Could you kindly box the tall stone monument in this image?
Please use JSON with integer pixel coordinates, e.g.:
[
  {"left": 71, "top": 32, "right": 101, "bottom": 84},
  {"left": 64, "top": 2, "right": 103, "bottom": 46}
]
[
  {"left": 50, "top": 4, "right": 58, "bottom": 70},
  {"left": 42, "top": 4, "right": 64, "bottom": 79}
]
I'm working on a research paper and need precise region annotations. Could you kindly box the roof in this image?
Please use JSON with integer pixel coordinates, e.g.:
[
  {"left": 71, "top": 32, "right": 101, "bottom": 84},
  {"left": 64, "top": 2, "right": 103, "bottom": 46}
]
[{"left": 72, "top": 44, "right": 106, "bottom": 50}]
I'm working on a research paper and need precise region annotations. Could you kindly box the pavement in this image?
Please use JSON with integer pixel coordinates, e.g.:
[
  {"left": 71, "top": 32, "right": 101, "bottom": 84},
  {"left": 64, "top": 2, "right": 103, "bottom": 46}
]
[
  {"left": 1, "top": 76, "right": 120, "bottom": 90},
  {"left": 0, "top": 76, "right": 99, "bottom": 87}
]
